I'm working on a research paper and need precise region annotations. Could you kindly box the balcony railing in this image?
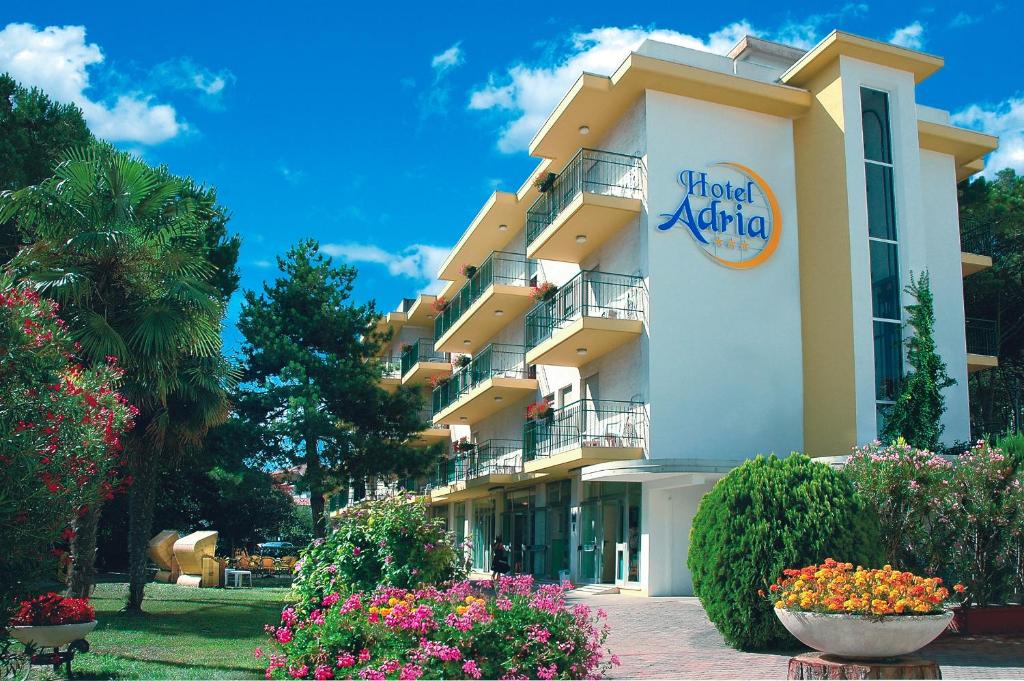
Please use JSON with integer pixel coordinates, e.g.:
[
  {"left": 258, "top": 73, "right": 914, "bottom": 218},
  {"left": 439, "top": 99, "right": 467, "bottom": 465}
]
[
  {"left": 379, "top": 356, "right": 402, "bottom": 379},
  {"left": 960, "top": 219, "right": 994, "bottom": 257},
  {"left": 436, "top": 439, "right": 523, "bottom": 486},
  {"left": 524, "top": 270, "right": 648, "bottom": 350},
  {"left": 525, "top": 148, "right": 645, "bottom": 246},
  {"left": 431, "top": 343, "right": 529, "bottom": 416},
  {"left": 524, "top": 399, "right": 648, "bottom": 462},
  {"left": 966, "top": 318, "right": 998, "bottom": 356},
  {"left": 433, "top": 251, "right": 535, "bottom": 341},
  {"left": 401, "top": 338, "right": 450, "bottom": 376}
]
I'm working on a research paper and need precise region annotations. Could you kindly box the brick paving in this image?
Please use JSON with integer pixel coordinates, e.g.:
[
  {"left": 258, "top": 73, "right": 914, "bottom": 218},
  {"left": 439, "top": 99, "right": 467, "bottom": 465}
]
[{"left": 567, "top": 594, "right": 1024, "bottom": 679}]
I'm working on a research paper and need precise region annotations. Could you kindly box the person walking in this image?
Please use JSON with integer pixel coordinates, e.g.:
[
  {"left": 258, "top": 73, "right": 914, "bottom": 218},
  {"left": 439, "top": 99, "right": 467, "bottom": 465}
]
[{"left": 491, "top": 536, "right": 510, "bottom": 583}]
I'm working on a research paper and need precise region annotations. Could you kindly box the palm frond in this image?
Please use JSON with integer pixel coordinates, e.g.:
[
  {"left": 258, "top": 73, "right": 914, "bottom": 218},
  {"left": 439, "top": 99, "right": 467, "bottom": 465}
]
[{"left": 70, "top": 309, "right": 129, "bottom": 366}]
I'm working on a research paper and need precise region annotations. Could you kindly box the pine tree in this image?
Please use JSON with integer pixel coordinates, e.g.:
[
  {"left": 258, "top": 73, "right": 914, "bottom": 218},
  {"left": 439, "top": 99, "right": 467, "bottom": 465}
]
[{"left": 881, "top": 272, "right": 956, "bottom": 450}]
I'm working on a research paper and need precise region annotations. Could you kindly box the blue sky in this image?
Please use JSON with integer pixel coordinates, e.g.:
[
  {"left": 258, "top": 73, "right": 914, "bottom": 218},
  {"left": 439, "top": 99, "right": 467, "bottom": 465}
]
[{"left": 1, "top": 1, "right": 1021, "bottom": 351}]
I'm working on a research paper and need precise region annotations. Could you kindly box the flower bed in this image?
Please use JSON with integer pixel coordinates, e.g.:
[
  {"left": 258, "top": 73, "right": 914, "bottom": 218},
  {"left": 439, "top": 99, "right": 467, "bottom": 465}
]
[{"left": 259, "top": 576, "right": 617, "bottom": 680}]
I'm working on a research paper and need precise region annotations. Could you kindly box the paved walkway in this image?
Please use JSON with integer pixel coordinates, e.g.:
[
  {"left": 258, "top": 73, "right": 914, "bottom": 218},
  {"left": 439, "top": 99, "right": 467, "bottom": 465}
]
[{"left": 567, "top": 594, "right": 1024, "bottom": 679}]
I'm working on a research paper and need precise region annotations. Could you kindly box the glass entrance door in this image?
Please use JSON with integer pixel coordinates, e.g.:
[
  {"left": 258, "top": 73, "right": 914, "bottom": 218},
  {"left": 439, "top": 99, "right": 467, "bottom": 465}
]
[{"left": 579, "top": 500, "right": 602, "bottom": 583}]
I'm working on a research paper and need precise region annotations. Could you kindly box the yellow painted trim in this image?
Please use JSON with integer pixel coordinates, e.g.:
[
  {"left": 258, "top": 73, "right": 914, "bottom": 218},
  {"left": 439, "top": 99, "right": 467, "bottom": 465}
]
[
  {"left": 793, "top": 59, "right": 860, "bottom": 457},
  {"left": 957, "top": 158, "right": 985, "bottom": 182},
  {"left": 918, "top": 120, "right": 998, "bottom": 167},
  {"left": 436, "top": 191, "right": 522, "bottom": 282},
  {"left": 405, "top": 295, "right": 438, "bottom": 328},
  {"left": 401, "top": 360, "right": 452, "bottom": 387},
  {"left": 529, "top": 53, "right": 811, "bottom": 161},
  {"left": 522, "top": 446, "right": 644, "bottom": 475},
  {"left": 525, "top": 316, "right": 643, "bottom": 367},
  {"left": 431, "top": 376, "right": 539, "bottom": 426},
  {"left": 961, "top": 252, "right": 992, "bottom": 278},
  {"left": 967, "top": 353, "right": 999, "bottom": 374},
  {"left": 525, "top": 192, "right": 642, "bottom": 263},
  {"left": 433, "top": 284, "right": 534, "bottom": 354},
  {"left": 782, "top": 30, "right": 943, "bottom": 87}
]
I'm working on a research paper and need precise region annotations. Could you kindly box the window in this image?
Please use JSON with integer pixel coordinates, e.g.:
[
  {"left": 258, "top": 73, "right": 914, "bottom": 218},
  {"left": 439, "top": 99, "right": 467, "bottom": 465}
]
[
  {"left": 558, "top": 385, "right": 573, "bottom": 408},
  {"left": 861, "top": 87, "right": 902, "bottom": 426}
]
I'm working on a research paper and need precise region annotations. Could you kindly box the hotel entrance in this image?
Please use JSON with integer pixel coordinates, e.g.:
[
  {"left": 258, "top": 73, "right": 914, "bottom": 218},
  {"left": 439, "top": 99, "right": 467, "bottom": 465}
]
[{"left": 578, "top": 482, "right": 641, "bottom": 587}]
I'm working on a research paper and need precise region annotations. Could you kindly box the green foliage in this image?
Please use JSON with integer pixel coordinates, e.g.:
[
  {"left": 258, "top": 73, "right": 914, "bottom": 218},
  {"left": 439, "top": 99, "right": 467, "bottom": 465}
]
[
  {"left": 958, "top": 170, "right": 1024, "bottom": 436},
  {"left": 292, "top": 496, "right": 465, "bottom": 598},
  {"left": 688, "top": 454, "right": 883, "bottom": 651},
  {"left": 0, "top": 283, "right": 134, "bottom": 615},
  {"left": 881, "top": 272, "right": 955, "bottom": 451},
  {"left": 0, "top": 143, "right": 237, "bottom": 610},
  {"left": 237, "top": 241, "right": 438, "bottom": 537},
  {"left": 0, "top": 73, "right": 93, "bottom": 263},
  {"left": 846, "top": 440, "right": 1024, "bottom": 607}
]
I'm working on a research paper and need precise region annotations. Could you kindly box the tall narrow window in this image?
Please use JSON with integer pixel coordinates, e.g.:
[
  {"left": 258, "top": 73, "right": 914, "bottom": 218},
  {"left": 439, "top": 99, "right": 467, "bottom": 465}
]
[{"left": 861, "top": 88, "right": 901, "bottom": 431}]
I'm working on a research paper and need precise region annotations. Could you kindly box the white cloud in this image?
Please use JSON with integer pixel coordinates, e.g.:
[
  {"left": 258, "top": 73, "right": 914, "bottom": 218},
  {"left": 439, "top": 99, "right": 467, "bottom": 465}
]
[
  {"left": 431, "top": 43, "right": 464, "bottom": 74},
  {"left": 252, "top": 259, "right": 274, "bottom": 269},
  {"left": 149, "top": 57, "right": 235, "bottom": 102},
  {"left": 322, "top": 243, "right": 450, "bottom": 290},
  {"left": 949, "top": 12, "right": 981, "bottom": 28},
  {"left": 952, "top": 97, "right": 1024, "bottom": 175},
  {"left": 278, "top": 163, "right": 305, "bottom": 185},
  {"left": 0, "top": 22, "right": 185, "bottom": 144},
  {"left": 889, "top": 22, "right": 925, "bottom": 50},
  {"left": 467, "top": 20, "right": 830, "bottom": 153}
]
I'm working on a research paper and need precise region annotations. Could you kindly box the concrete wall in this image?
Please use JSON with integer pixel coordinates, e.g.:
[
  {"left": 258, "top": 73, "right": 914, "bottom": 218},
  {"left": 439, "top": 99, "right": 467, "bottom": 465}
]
[{"left": 645, "top": 90, "right": 805, "bottom": 461}]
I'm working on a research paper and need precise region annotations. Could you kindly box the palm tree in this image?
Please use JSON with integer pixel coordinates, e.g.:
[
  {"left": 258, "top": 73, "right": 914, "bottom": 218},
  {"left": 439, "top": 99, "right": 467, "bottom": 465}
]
[{"left": 0, "top": 144, "right": 228, "bottom": 610}]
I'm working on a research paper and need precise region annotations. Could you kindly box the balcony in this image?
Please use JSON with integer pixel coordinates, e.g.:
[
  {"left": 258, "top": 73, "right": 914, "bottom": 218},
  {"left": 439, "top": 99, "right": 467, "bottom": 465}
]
[
  {"left": 433, "top": 251, "right": 537, "bottom": 354},
  {"left": 428, "top": 440, "right": 525, "bottom": 502},
  {"left": 525, "top": 271, "right": 646, "bottom": 367},
  {"left": 401, "top": 338, "right": 451, "bottom": 387},
  {"left": 960, "top": 220, "right": 994, "bottom": 277},
  {"left": 523, "top": 399, "right": 647, "bottom": 475},
  {"left": 409, "top": 408, "right": 451, "bottom": 446},
  {"left": 377, "top": 356, "right": 402, "bottom": 392},
  {"left": 525, "top": 149, "right": 644, "bottom": 263},
  {"left": 966, "top": 317, "right": 999, "bottom": 373},
  {"left": 431, "top": 343, "right": 538, "bottom": 425}
]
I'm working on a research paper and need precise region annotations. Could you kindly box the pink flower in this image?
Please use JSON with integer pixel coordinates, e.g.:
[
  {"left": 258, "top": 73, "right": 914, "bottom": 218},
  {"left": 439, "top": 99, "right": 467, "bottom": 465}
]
[
  {"left": 380, "top": 659, "right": 400, "bottom": 673},
  {"left": 496, "top": 596, "right": 512, "bottom": 611},
  {"left": 254, "top": 647, "right": 263, "bottom": 659},
  {"left": 462, "top": 660, "right": 483, "bottom": 679},
  {"left": 358, "top": 648, "right": 371, "bottom": 663},
  {"left": 275, "top": 627, "right": 293, "bottom": 643},
  {"left": 353, "top": 546, "right": 361, "bottom": 557},
  {"left": 399, "top": 663, "right": 424, "bottom": 680},
  {"left": 314, "top": 665, "right": 334, "bottom": 680},
  {"left": 336, "top": 653, "right": 356, "bottom": 668},
  {"left": 327, "top": 565, "right": 337, "bottom": 574},
  {"left": 289, "top": 665, "right": 309, "bottom": 679},
  {"left": 536, "top": 663, "right": 558, "bottom": 680},
  {"left": 611, "top": 654, "right": 622, "bottom": 666},
  {"left": 322, "top": 593, "right": 340, "bottom": 608}
]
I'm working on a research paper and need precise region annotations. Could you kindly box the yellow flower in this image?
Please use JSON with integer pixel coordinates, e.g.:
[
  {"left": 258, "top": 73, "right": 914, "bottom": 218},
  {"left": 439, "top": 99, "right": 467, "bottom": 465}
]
[
  {"left": 456, "top": 606, "right": 467, "bottom": 615},
  {"left": 369, "top": 606, "right": 379, "bottom": 615},
  {"left": 465, "top": 595, "right": 476, "bottom": 605},
  {"left": 388, "top": 597, "right": 399, "bottom": 606}
]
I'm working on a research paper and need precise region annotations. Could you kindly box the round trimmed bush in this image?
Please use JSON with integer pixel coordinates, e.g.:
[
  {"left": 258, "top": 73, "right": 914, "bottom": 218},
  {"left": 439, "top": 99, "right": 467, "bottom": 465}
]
[
  {"left": 292, "top": 496, "right": 466, "bottom": 605},
  {"left": 688, "top": 454, "right": 883, "bottom": 650}
]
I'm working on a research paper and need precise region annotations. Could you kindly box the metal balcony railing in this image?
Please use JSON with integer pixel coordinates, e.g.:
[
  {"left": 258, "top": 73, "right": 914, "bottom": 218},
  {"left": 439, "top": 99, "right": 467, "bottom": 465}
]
[
  {"left": 437, "top": 439, "right": 523, "bottom": 485},
  {"left": 433, "top": 251, "right": 535, "bottom": 341},
  {"left": 401, "top": 338, "right": 450, "bottom": 376},
  {"left": 431, "top": 343, "right": 529, "bottom": 416},
  {"left": 525, "top": 148, "right": 645, "bottom": 246},
  {"left": 524, "top": 270, "right": 648, "bottom": 350},
  {"left": 966, "top": 318, "right": 998, "bottom": 356},
  {"left": 524, "top": 399, "right": 648, "bottom": 462},
  {"left": 960, "top": 219, "right": 995, "bottom": 257},
  {"left": 379, "top": 356, "right": 402, "bottom": 379}
]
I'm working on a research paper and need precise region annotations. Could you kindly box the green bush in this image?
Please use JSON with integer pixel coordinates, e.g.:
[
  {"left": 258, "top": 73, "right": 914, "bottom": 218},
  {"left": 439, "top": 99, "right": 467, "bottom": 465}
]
[
  {"left": 688, "top": 454, "right": 883, "bottom": 650},
  {"left": 292, "top": 496, "right": 466, "bottom": 605}
]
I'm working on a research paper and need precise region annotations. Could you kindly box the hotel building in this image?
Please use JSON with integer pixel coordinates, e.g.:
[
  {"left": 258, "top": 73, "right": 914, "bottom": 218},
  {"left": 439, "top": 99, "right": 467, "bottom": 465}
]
[{"left": 370, "top": 30, "right": 999, "bottom": 595}]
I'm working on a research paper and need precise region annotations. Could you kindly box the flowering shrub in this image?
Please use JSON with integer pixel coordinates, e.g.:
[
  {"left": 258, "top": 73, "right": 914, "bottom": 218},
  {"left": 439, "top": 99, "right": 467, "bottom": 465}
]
[
  {"left": 688, "top": 454, "right": 883, "bottom": 650},
  {"left": 459, "top": 264, "right": 477, "bottom": 278},
  {"left": 845, "top": 440, "right": 1024, "bottom": 607},
  {"left": 259, "top": 576, "right": 617, "bottom": 680},
  {"left": 293, "top": 496, "right": 465, "bottom": 599},
  {"left": 0, "top": 284, "right": 135, "bottom": 620},
  {"left": 453, "top": 354, "right": 471, "bottom": 369},
  {"left": 431, "top": 297, "right": 447, "bottom": 313},
  {"left": 452, "top": 440, "right": 476, "bottom": 454},
  {"left": 427, "top": 374, "right": 449, "bottom": 390},
  {"left": 765, "top": 559, "right": 962, "bottom": 616},
  {"left": 525, "top": 400, "right": 552, "bottom": 421},
  {"left": 530, "top": 283, "right": 558, "bottom": 302},
  {"left": 10, "top": 593, "right": 96, "bottom": 626}
]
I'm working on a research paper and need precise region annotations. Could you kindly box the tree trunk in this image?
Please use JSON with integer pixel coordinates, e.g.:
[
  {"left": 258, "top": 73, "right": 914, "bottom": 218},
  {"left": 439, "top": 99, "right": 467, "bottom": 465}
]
[
  {"left": 125, "top": 458, "right": 158, "bottom": 612},
  {"left": 306, "top": 435, "right": 326, "bottom": 539},
  {"left": 787, "top": 653, "right": 940, "bottom": 680},
  {"left": 67, "top": 504, "right": 103, "bottom": 598}
]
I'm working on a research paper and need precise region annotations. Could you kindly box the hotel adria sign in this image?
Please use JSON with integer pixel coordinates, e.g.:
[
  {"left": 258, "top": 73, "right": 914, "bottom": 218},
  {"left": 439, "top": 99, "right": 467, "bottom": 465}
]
[{"left": 657, "top": 163, "right": 781, "bottom": 269}]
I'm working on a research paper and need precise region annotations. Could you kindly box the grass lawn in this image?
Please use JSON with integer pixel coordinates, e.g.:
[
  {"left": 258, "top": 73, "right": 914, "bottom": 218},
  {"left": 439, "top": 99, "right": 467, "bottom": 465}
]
[{"left": 37, "top": 578, "right": 291, "bottom": 680}]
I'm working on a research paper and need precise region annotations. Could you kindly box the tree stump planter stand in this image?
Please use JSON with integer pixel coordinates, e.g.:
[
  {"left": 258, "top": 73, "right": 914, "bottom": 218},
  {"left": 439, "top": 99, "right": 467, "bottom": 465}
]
[{"left": 788, "top": 653, "right": 941, "bottom": 680}]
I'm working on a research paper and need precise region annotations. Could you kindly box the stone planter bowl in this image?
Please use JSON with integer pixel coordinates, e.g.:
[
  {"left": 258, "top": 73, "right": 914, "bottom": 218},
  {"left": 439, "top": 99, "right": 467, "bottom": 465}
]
[
  {"left": 775, "top": 608, "right": 952, "bottom": 659},
  {"left": 9, "top": 621, "right": 97, "bottom": 648}
]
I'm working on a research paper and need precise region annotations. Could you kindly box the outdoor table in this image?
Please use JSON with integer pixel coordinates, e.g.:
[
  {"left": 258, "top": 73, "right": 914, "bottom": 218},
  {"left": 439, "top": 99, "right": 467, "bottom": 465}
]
[{"left": 224, "top": 569, "right": 253, "bottom": 588}]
